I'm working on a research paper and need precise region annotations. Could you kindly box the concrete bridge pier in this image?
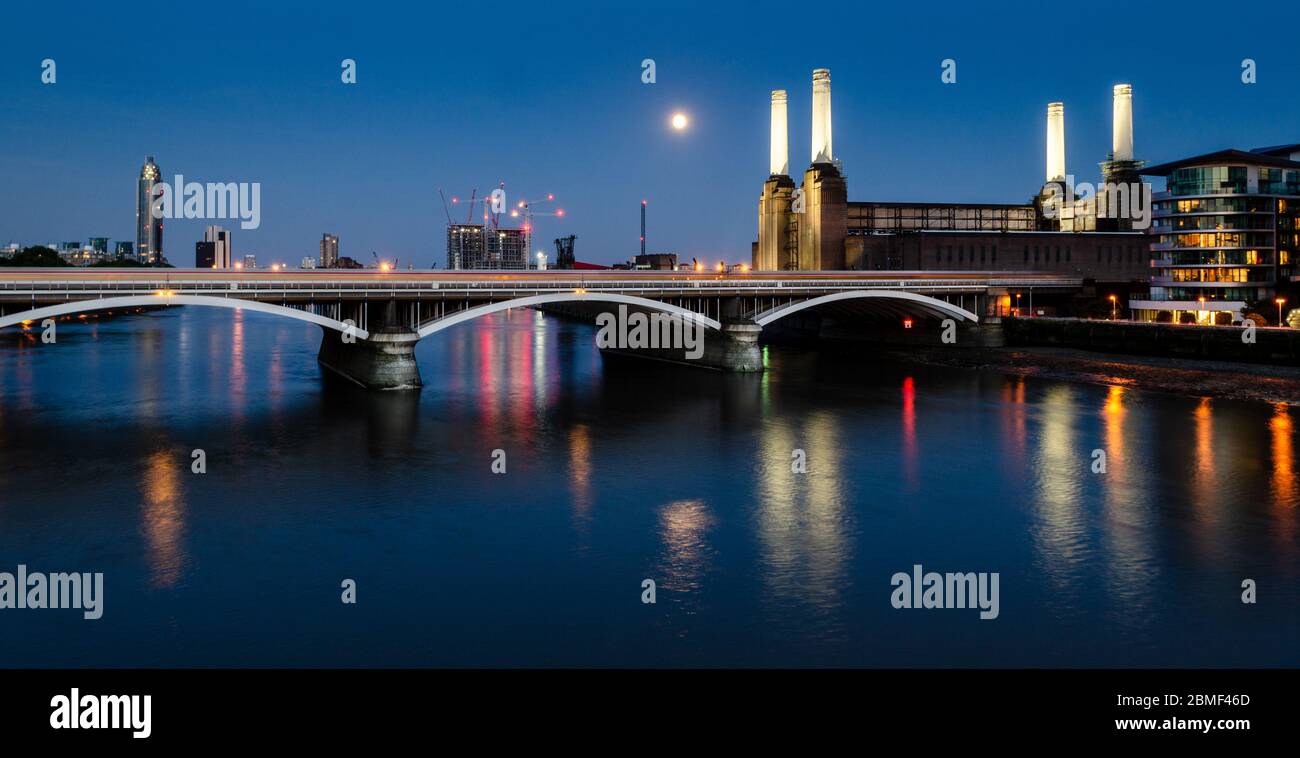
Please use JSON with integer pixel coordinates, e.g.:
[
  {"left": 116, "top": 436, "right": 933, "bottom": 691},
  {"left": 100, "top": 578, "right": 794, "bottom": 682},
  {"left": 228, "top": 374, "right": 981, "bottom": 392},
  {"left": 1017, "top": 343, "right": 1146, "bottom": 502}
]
[
  {"left": 601, "top": 318, "right": 764, "bottom": 372},
  {"left": 706, "top": 320, "right": 763, "bottom": 372},
  {"left": 317, "top": 325, "right": 423, "bottom": 391}
]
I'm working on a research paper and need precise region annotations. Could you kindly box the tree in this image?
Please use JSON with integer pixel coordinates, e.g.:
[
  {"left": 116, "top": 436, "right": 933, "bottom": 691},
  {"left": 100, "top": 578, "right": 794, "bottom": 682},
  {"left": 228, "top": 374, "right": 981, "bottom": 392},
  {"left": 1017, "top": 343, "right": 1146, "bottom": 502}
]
[
  {"left": 1244, "top": 312, "right": 1270, "bottom": 327},
  {"left": 0, "top": 246, "right": 71, "bottom": 267},
  {"left": 1214, "top": 311, "right": 1234, "bottom": 325},
  {"left": 1178, "top": 312, "right": 1197, "bottom": 324},
  {"left": 1155, "top": 310, "right": 1174, "bottom": 323}
]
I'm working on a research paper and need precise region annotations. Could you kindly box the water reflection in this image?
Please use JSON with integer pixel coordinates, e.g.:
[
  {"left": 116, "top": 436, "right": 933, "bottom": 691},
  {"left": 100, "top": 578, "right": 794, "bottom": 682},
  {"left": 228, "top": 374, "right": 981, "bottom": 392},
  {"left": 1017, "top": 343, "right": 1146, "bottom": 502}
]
[
  {"left": 139, "top": 448, "right": 187, "bottom": 588},
  {"left": 568, "top": 423, "right": 593, "bottom": 521},
  {"left": 1270, "top": 404, "right": 1297, "bottom": 549},
  {"left": 901, "top": 376, "right": 917, "bottom": 489},
  {"left": 1099, "top": 385, "right": 1156, "bottom": 626},
  {"left": 1000, "top": 376, "right": 1028, "bottom": 478},
  {"left": 1030, "top": 385, "right": 1089, "bottom": 614},
  {"left": 756, "top": 410, "right": 850, "bottom": 623},
  {"left": 656, "top": 499, "right": 715, "bottom": 595}
]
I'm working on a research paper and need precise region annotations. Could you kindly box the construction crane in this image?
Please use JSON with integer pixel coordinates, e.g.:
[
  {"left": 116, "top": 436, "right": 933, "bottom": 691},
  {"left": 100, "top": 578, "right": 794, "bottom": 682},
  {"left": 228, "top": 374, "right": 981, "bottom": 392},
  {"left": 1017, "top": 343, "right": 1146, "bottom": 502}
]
[
  {"left": 438, "top": 189, "right": 454, "bottom": 224},
  {"left": 445, "top": 189, "right": 482, "bottom": 225},
  {"left": 509, "top": 193, "right": 565, "bottom": 257}
]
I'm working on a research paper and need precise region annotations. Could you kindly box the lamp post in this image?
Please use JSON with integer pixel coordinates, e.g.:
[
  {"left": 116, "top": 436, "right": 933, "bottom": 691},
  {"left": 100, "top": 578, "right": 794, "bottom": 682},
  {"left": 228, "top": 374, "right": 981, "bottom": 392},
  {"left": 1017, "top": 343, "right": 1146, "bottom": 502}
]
[
  {"left": 1198, "top": 296, "right": 1206, "bottom": 324},
  {"left": 1109, "top": 294, "right": 1117, "bottom": 320},
  {"left": 1277, "top": 297, "right": 1287, "bottom": 327},
  {"left": 1014, "top": 292, "right": 1021, "bottom": 317}
]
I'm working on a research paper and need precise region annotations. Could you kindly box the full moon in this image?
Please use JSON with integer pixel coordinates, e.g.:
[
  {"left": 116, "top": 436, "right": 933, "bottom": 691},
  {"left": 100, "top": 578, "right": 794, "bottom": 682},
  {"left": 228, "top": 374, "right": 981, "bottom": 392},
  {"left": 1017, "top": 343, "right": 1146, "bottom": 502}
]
[{"left": 671, "top": 113, "right": 688, "bottom": 130}]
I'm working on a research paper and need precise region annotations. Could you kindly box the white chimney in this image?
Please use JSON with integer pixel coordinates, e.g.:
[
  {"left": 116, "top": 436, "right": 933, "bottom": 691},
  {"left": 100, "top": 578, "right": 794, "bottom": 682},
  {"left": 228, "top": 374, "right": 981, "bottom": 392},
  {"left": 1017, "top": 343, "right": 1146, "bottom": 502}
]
[
  {"left": 770, "top": 89, "right": 789, "bottom": 175},
  {"left": 1112, "top": 84, "right": 1133, "bottom": 162},
  {"left": 811, "top": 69, "right": 832, "bottom": 165},
  {"left": 1046, "top": 102, "right": 1065, "bottom": 183}
]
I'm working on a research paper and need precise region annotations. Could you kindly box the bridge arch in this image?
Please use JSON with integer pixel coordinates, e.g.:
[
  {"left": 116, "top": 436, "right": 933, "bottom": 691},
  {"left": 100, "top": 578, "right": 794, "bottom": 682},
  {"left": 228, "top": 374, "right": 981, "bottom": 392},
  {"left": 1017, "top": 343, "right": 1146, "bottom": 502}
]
[
  {"left": 416, "top": 292, "right": 722, "bottom": 338},
  {"left": 0, "top": 295, "right": 368, "bottom": 338},
  {"left": 753, "top": 290, "right": 978, "bottom": 327}
]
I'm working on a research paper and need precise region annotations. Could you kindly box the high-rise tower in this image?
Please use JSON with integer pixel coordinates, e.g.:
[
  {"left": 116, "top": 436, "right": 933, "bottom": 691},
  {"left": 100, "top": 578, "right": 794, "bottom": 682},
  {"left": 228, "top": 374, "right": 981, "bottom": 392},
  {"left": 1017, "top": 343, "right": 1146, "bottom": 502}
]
[
  {"left": 205, "top": 225, "right": 232, "bottom": 269},
  {"left": 320, "top": 233, "right": 339, "bottom": 268},
  {"left": 136, "top": 156, "right": 164, "bottom": 265}
]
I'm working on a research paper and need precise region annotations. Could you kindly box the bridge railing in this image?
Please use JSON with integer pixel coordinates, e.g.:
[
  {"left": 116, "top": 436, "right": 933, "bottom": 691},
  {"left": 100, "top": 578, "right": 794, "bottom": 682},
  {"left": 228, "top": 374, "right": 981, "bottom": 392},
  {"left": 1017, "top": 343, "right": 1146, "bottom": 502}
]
[{"left": 0, "top": 276, "right": 1082, "bottom": 298}]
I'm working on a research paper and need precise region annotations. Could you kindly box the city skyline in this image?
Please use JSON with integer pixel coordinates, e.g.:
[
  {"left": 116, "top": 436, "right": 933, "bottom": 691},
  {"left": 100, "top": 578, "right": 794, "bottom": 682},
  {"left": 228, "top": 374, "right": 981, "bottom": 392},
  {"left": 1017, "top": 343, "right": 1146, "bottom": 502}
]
[{"left": 2, "top": 1, "right": 1295, "bottom": 266}]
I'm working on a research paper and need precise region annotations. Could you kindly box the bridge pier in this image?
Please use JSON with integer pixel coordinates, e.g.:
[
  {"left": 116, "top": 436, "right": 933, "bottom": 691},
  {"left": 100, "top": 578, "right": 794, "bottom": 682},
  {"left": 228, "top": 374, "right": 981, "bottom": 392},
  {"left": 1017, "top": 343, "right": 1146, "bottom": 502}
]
[
  {"left": 317, "top": 326, "right": 422, "bottom": 391},
  {"left": 601, "top": 319, "right": 763, "bottom": 372},
  {"left": 708, "top": 320, "right": 763, "bottom": 372}
]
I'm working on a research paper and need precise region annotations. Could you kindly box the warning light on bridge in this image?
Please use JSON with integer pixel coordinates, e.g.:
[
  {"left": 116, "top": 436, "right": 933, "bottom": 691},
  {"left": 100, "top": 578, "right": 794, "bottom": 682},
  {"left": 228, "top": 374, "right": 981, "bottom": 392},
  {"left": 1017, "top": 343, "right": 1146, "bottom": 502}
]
[{"left": 903, "top": 318, "right": 913, "bottom": 329}]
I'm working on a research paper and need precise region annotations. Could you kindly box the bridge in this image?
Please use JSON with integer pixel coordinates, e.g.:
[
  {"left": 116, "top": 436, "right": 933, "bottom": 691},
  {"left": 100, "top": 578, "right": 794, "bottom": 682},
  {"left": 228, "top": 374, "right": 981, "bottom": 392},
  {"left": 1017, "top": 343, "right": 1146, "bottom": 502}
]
[{"left": 0, "top": 269, "right": 1081, "bottom": 389}]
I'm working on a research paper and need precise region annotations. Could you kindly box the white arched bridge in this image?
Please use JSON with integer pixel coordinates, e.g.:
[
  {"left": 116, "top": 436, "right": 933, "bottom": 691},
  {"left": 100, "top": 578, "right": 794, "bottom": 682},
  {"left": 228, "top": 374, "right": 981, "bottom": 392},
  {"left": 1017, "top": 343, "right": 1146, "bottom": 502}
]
[{"left": 0, "top": 269, "right": 1080, "bottom": 389}]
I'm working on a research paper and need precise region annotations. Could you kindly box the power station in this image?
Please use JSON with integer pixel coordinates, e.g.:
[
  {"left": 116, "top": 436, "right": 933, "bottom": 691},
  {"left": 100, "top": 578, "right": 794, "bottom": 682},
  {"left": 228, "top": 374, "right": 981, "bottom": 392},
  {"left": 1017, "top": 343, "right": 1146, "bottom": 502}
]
[{"left": 754, "top": 69, "right": 1151, "bottom": 296}]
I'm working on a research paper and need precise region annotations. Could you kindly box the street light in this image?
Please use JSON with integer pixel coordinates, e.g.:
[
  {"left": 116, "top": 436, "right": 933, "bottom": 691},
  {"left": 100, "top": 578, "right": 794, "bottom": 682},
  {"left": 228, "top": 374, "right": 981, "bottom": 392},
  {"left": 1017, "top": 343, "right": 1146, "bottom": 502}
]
[
  {"left": 1108, "top": 294, "right": 1117, "bottom": 320},
  {"left": 1014, "top": 292, "right": 1021, "bottom": 316},
  {"left": 1198, "top": 296, "right": 1206, "bottom": 324},
  {"left": 1277, "top": 297, "right": 1287, "bottom": 327}
]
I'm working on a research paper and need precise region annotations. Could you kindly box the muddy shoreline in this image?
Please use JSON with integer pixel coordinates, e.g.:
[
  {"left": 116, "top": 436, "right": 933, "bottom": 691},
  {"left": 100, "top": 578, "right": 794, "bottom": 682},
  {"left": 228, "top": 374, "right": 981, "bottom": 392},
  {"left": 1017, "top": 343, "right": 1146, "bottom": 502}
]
[{"left": 876, "top": 344, "right": 1300, "bottom": 406}]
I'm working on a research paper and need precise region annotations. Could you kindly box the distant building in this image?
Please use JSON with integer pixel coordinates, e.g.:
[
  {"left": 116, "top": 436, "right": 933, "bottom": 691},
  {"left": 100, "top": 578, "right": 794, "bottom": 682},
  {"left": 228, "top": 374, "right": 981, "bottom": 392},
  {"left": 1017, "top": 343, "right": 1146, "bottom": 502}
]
[
  {"left": 446, "top": 224, "right": 528, "bottom": 269},
  {"left": 136, "top": 156, "right": 164, "bottom": 265},
  {"left": 242, "top": 254, "right": 257, "bottom": 270},
  {"left": 115, "top": 241, "right": 134, "bottom": 260},
  {"left": 446, "top": 224, "right": 483, "bottom": 269},
  {"left": 634, "top": 253, "right": 678, "bottom": 270},
  {"left": 0, "top": 243, "right": 18, "bottom": 259},
  {"left": 204, "top": 225, "right": 232, "bottom": 268},
  {"left": 59, "top": 243, "right": 103, "bottom": 266},
  {"left": 335, "top": 256, "right": 364, "bottom": 269},
  {"left": 300, "top": 256, "right": 317, "bottom": 269},
  {"left": 88, "top": 237, "right": 109, "bottom": 254},
  {"left": 554, "top": 235, "right": 577, "bottom": 269},
  {"left": 320, "top": 233, "right": 339, "bottom": 268},
  {"left": 1129, "top": 145, "right": 1300, "bottom": 324},
  {"left": 195, "top": 241, "right": 216, "bottom": 269}
]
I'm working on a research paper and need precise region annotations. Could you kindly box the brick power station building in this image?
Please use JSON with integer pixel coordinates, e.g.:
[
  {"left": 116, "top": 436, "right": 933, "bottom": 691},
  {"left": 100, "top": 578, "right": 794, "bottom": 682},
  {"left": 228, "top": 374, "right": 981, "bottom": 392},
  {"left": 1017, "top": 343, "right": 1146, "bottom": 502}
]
[{"left": 753, "top": 70, "right": 1154, "bottom": 314}]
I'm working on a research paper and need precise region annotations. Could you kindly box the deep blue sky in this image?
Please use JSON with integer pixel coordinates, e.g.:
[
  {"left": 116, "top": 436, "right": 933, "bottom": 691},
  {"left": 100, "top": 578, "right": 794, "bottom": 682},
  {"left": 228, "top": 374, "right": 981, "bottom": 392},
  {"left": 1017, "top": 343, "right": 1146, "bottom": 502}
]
[{"left": 0, "top": 0, "right": 1291, "bottom": 267}]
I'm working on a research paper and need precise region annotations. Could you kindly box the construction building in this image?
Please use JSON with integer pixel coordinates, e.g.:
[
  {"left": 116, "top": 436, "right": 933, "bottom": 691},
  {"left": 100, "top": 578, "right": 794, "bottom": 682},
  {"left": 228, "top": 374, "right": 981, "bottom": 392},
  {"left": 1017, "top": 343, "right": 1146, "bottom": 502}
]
[{"left": 446, "top": 224, "right": 528, "bottom": 270}]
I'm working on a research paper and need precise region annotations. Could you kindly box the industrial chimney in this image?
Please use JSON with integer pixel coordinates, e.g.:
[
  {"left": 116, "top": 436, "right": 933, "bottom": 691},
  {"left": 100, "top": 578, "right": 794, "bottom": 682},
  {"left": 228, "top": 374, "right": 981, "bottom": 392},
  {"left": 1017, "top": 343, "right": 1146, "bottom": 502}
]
[
  {"left": 770, "top": 89, "right": 789, "bottom": 176},
  {"left": 1112, "top": 84, "right": 1133, "bottom": 162},
  {"left": 811, "top": 69, "right": 833, "bottom": 165},
  {"left": 1046, "top": 102, "right": 1066, "bottom": 183}
]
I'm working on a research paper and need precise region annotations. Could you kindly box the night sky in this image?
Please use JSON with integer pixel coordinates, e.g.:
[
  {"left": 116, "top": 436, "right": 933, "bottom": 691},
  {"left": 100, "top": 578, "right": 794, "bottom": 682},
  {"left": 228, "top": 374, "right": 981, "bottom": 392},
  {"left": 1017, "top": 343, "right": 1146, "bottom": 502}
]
[{"left": 0, "top": 0, "right": 1291, "bottom": 267}]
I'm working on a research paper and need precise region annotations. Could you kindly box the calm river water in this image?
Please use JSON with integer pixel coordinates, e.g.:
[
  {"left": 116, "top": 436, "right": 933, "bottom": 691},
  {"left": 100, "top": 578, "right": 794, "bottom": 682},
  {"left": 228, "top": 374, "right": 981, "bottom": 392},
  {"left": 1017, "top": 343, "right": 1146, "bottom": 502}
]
[{"left": 0, "top": 307, "right": 1295, "bottom": 666}]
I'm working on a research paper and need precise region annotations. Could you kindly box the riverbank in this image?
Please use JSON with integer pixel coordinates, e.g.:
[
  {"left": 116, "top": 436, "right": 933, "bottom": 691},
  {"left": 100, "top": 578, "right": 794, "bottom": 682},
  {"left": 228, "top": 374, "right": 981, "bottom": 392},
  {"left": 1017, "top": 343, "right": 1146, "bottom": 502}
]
[{"left": 878, "top": 344, "right": 1300, "bottom": 405}]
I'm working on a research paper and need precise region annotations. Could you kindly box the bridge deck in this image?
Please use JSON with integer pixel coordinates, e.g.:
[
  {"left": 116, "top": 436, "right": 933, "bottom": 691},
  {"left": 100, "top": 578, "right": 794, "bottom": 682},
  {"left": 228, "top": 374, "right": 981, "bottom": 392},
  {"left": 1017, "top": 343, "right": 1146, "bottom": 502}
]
[{"left": 0, "top": 269, "right": 1082, "bottom": 299}]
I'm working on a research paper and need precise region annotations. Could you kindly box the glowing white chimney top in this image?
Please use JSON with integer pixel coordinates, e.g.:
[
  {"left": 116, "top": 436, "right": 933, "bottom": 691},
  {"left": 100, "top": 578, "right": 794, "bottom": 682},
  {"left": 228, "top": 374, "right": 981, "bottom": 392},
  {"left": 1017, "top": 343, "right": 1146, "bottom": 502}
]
[
  {"left": 770, "top": 89, "right": 789, "bottom": 176},
  {"left": 811, "top": 69, "right": 833, "bottom": 165},
  {"left": 1046, "top": 102, "right": 1066, "bottom": 183},
  {"left": 1112, "top": 84, "right": 1133, "bottom": 162}
]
